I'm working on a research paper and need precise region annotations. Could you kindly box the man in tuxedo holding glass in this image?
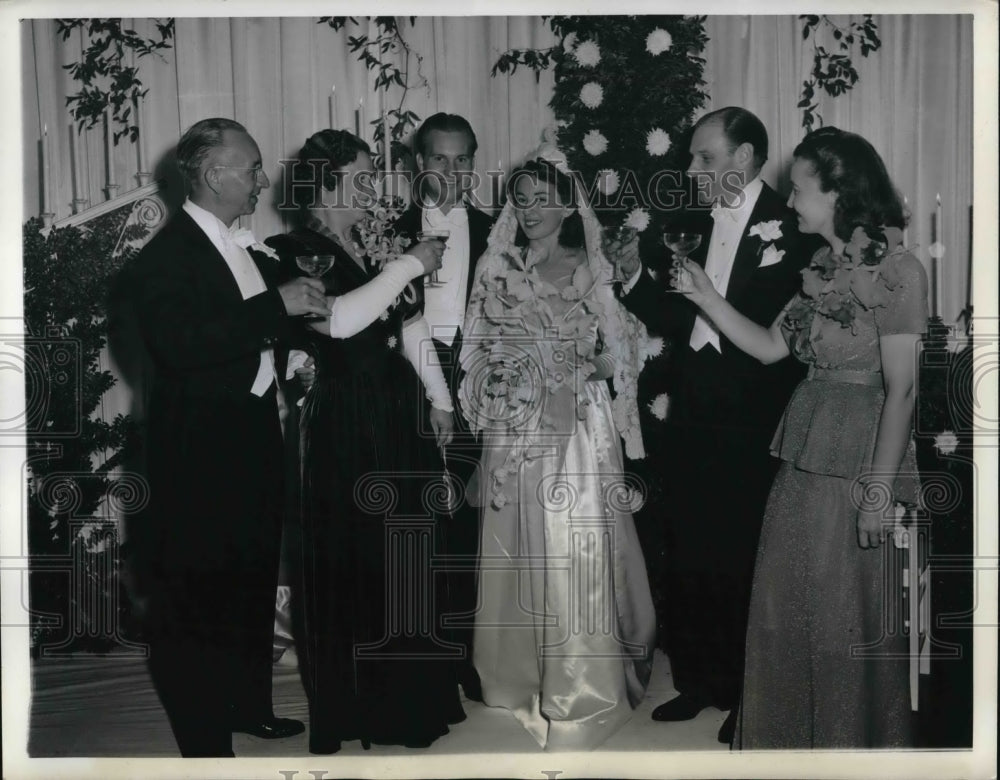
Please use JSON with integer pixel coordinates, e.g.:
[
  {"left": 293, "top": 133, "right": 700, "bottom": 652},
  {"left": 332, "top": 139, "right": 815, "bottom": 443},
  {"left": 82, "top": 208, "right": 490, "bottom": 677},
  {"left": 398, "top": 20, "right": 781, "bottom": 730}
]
[
  {"left": 132, "top": 118, "right": 327, "bottom": 756},
  {"left": 393, "top": 112, "right": 495, "bottom": 702},
  {"left": 610, "top": 107, "right": 817, "bottom": 743}
]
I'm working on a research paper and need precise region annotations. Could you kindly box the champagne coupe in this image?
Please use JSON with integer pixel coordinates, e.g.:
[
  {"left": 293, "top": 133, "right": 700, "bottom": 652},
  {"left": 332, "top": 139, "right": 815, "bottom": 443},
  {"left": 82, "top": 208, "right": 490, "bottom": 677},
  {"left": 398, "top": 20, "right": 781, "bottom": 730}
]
[
  {"left": 296, "top": 254, "right": 335, "bottom": 279},
  {"left": 416, "top": 229, "right": 449, "bottom": 287},
  {"left": 295, "top": 254, "right": 335, "bottom": 318},
  {"left": 662, "top": 232, "right": 702, "bottom": 292},
  {"left": 609, "top": 226, "right": 639, "bottom": 284}
]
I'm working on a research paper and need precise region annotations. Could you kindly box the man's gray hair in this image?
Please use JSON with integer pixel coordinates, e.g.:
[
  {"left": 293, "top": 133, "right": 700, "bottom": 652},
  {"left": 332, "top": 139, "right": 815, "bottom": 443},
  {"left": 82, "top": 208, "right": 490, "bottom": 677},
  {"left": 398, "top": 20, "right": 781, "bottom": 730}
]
[{"left": 176, "top": 117, "right": 247, "bottom": 187}]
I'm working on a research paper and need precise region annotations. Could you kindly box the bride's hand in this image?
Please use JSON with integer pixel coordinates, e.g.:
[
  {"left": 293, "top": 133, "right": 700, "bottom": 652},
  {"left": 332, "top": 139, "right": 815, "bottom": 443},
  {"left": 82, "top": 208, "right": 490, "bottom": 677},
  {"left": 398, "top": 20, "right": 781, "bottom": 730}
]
[{"left": 672, "top": 258, "right": 716, "bottom": 307}]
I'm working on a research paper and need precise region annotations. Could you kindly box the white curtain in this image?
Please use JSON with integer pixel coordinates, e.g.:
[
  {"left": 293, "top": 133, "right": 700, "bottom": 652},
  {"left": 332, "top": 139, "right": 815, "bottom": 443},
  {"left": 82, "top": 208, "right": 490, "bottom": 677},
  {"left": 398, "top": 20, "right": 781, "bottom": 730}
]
[{"left": 23, "top": 14, "right": 973, "bottom": 325}]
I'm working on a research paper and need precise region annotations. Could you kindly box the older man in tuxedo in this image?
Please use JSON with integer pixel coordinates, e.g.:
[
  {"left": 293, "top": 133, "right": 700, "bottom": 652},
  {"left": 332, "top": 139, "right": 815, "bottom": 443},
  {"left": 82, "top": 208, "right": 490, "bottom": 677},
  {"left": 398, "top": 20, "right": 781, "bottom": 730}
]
[
  {"left": 392, "top": 113, "right": 495, "bottom": 701},
  {"left": 133, "top": 118, "right": 327, "bottom": 756},
  {"left": 612, "top": 107, "right": 818, "bottom": 743}
]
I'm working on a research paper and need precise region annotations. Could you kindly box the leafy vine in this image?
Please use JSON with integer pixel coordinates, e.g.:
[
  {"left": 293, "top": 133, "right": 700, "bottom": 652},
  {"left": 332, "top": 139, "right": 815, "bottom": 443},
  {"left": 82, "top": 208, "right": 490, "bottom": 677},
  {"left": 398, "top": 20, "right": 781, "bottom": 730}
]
[
  {"left": 318, "top": 17, "right": 429, "bottom": 170},
  {"left": 798, "top": 15, "right": 881, "bottom": 132},
  {"left": 56, "top": 18, "right": 175, "bottom": 144}
]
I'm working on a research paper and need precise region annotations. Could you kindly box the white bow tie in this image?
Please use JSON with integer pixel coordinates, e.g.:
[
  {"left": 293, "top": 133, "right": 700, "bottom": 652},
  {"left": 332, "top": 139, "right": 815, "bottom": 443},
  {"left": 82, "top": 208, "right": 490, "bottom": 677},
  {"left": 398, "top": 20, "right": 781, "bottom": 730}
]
[
  {"left": 229, "top": 227, "right": 279, "bottom": 261},
  {"left": 710, "top": 201, "right": 738, "bottom": 222},
  {"left": 424, "top": 206, "right": 468, "bottom": 230}
]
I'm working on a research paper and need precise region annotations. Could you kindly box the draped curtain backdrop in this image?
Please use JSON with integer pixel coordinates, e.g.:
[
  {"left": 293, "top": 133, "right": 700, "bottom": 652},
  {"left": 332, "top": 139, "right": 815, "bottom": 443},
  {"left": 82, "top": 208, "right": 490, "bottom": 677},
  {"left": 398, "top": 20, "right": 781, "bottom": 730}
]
[{"left": 23, "top": 15, "right": 973, "bottom": 395}]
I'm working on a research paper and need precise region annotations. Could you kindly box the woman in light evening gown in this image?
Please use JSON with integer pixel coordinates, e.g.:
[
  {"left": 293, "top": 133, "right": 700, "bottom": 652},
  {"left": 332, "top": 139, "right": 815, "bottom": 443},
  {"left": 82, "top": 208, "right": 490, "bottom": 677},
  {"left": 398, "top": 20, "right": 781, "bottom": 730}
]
[
  {"left": 265, "top": 129, "right": 465, "bottom": 753},
  {"left": 458, "top": 154, "right": 656, "bottom": 751},
  {"left": 673, "top": 127, "right": 926, "bottom": 748}
]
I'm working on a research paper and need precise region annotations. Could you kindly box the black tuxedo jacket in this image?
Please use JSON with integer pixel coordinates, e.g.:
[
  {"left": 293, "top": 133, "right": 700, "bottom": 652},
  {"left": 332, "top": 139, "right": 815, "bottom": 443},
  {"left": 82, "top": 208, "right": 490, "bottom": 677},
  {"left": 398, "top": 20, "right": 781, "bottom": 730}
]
[
  {"left": 392, "top": 200, "right": 494, "bottom": 316},
  {"left": 622, "top": 182, "right": 819, "bottom": 433},
  {"left": 131, "top": 208, "right": 292, "bottom": 570}
]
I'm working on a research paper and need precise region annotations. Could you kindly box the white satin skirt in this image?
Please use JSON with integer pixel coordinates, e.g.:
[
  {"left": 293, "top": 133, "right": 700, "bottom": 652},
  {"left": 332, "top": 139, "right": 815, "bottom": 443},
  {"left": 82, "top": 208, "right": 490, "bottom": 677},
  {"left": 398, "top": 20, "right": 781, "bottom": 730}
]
[{"left": 473, "top": 381, "right": 656, "bottom": 751}]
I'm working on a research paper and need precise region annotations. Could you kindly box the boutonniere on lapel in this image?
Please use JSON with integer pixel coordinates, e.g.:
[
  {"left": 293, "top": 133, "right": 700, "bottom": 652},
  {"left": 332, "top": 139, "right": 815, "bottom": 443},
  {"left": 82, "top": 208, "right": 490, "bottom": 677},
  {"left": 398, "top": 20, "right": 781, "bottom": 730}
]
[
  {"left": 748, "top": 219, "right": 785, "bottom": 267},
  {"left": 230, "top": 228, "right": 280, "bottom": 261}
]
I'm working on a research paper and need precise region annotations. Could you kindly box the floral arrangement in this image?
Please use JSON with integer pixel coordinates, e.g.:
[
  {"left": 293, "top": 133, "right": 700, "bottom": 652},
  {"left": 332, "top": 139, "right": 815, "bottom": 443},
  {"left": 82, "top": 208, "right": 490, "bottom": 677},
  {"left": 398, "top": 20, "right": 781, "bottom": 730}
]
[
  {"left": 783, "top": 225, "right": 907, "bottom": 361},
  {"left": 352, "top": 194, "right": 418, "bottom": 315},
  {"left": 461, "top": 247, "right": 605, "bottom": 508},
  {"left": 492, "top": 16, "right": 709, "bottom": 239}
]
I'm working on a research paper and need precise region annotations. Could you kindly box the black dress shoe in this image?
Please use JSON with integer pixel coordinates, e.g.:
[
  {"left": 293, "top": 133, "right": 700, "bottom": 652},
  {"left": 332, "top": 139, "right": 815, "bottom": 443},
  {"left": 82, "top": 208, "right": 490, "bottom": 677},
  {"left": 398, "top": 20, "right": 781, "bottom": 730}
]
[
  {"left": 459, "top": 665, "right": 484, "bottom": 703},
  {"left": 717, "top": 708, "right": 737, "bottom": 744},
  {"left": 232, "top": 717, "right": 305, "bottom": 739},
  {"left": 650, "top": 694, "right": 710, "bottom": 722}
]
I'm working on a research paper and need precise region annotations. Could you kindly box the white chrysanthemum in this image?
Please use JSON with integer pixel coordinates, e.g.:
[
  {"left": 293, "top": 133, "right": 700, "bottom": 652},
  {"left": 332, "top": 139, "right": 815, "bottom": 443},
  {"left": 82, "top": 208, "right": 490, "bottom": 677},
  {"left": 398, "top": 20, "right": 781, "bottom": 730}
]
[
  {"left": 580, "top": 82, "right": 604, "bottom": 109},
  {"left": 648, "top": 393, "right": 670, "bottom": 421},
  {"left": 562, "top": 32, "right": 577, "bottom": 52},
  {"left": 934, "top": 430, "right": 959, "bottom": 455},
  {"left": 386, "top": 335, "right": 398, "bottom": 349},
  {"left": 596, "top": 168, "right": 620, "bottom": 195},
  {"left": 573, "top": 40, "right": 601, "bottom": 68},
  {"left": 646, "top": 128, "right": 672, "bottom": 156},
  {"left": 639, "top": 335, "right": 664, "bottom": 363},
  {"left": 646, "top": 28, "right": 673, "bottom": 55},
  {"left": 625, "top": 207, "right": 651, "bottom": 232},
  {"left": 582, "top": 129, "right": 608, "bottom": 156}
]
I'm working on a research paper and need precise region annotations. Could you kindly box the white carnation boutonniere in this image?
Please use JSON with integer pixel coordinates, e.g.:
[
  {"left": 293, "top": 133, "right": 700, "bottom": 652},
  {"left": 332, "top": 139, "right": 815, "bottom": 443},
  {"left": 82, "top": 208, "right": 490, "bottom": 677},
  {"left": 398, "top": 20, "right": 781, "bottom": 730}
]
[
  {"left": 749, "top": 219, "right": 783, "bottom": 243},
  {"left": 748, "top": 219, "right": 785, "bottom": 265}
]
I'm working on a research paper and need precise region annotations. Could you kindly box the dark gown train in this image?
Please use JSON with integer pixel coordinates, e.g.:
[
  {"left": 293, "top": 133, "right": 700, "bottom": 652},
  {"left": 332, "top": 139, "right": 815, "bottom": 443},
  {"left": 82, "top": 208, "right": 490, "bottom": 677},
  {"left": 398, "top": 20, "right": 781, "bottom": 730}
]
[{"left": 266, "top": 227, "right": 465, "bottom": 753}]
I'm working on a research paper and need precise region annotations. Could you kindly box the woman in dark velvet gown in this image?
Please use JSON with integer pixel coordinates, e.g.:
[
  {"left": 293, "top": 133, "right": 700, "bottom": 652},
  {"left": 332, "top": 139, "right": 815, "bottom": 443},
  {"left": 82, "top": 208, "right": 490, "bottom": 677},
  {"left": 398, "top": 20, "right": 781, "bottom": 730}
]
[
  {"left": 266, "top": 129, "right": 465, "bottom": 753},
  {"left": 674, "top": 127, "right": 926, "bottom": 748}
]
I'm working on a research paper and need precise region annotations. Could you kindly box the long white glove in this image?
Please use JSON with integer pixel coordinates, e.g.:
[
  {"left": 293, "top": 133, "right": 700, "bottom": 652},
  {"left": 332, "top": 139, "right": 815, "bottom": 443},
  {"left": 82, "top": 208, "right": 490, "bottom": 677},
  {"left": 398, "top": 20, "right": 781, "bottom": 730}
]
[
  {"left": 327, "top": 255, "right": 424, "bottom": 338},
  {"left": 402, "top": 314, "right": 454, "bottom": 412}
]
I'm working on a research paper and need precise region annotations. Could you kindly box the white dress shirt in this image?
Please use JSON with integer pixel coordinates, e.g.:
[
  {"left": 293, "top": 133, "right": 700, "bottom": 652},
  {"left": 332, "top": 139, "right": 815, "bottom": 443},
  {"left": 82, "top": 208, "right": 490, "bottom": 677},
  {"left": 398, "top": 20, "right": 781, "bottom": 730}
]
[
  {"left": 183, "top": 198, "right": 277, "bottom": 395},
  {"left": 688, "top": 176, "right": 763, "bottom": 352},
  {"left": 421, "top": 202, "right": 471, "bottom": 347}
]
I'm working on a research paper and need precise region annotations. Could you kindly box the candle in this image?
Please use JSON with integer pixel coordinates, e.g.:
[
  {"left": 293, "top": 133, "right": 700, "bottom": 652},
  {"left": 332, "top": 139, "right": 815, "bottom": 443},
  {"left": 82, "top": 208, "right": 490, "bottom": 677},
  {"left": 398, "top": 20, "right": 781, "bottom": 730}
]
[
  {"left": 902, "top": 195, "right": 909, "bottom": 246},
  {"left": 329, "top": 85, "right": 337, "bottom": 130},
  {"left": 41, "top": 124, "right": 51, "bottom": 214},
  {"left": 105, "top": 105, "right": 116, "bottom": 187},
  {"left": 136, "top": 93, "right": 147, "bottom": 174},
  {"left": 493, "top": 158, "right": 503, "bottom": 213},
  {"left": 935, "top": 193, "right": 944, "bottom": 318},
  {"left": 68, "top": 122, "right": 80, "bottom": 202},
  {"left": 354, "top": 98, "right": 362, "bottom": 138}
]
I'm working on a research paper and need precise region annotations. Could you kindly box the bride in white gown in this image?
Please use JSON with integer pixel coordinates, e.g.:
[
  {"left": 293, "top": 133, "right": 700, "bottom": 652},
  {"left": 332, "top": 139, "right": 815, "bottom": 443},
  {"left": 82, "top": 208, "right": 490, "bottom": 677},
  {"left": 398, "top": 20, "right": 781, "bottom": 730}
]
[{"left": 458, "top": 151, "right": 656, "bottom": 751}]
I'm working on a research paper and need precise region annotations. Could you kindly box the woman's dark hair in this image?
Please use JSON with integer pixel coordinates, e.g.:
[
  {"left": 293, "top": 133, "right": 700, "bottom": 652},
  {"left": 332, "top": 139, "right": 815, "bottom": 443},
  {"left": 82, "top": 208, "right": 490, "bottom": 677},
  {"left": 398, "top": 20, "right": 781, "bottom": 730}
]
[
  {"left": 793, "top": 126, "right": 905, "bottom": 241},
  {"left": 289, "top": 129, "right": 371, "bottom": 212},
  {"left": 508, "top": 159, "right": 585, "bottom": 249}
]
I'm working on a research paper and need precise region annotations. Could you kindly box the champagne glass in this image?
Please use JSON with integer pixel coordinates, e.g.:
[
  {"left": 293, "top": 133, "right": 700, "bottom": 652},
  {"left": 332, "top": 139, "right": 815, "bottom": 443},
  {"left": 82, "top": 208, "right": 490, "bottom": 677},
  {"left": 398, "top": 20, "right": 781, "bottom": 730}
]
[
  {"left": 417, "top": 229, "right": 449, "bottom": 287},
  {"left": 662, "top": 232, "right": 702, "bottom": 292},
  {"left": 608, "top": 226, "right": 639, "bottom": 284},
  {"left": 295, "top": 254, "right": 335, "bottom": 318},
  {"left": 296, "top": 254, "right": 335, "bottom": 279}
]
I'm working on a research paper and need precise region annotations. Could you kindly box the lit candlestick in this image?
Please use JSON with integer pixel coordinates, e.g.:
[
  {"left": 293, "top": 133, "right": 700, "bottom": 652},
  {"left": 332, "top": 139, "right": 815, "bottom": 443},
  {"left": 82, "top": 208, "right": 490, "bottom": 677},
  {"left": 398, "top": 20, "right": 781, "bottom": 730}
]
[
  {"left": 68, "top": 122, "right": 80, "bottom": 202},
  {"left": 935, "top": 193, "right": 944, "bottom": 318},
  {"left": 902, "top": 195, "right": 909, "bottom": 246},
  {"left": 41, "top": 123, "right": 51, "bottom": 215},
  {"left": 493, "top": 158, "right": 503, "bottom": 213},
  {"left": 105, "top": 104, "right": 116, "bottom": 188},
  {"left": 136, "top": 93, "right": 148, "bottom": 175},
  {"left": 329, "top": 85, "right": 338, "bottom": 129}
]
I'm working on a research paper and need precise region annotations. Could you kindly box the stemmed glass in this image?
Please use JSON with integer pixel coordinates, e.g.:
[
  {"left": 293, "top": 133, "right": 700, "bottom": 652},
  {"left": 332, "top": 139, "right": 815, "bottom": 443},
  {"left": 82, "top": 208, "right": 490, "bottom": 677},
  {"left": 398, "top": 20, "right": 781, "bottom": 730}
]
[
  {"left": 295, "top": 254, "right": 335, "bottom": 318},
  {"left": 662, "top": 232, "right": 702, "bottom": 292},
  {"left": 417, "top": 230, "right": 449, "bottom": 287}
]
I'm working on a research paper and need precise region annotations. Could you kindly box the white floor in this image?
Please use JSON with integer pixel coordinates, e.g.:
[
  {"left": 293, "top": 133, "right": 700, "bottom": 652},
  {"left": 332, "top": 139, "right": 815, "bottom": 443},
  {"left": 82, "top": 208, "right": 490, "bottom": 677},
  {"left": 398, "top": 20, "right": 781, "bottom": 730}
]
[{"left": 30, "top": 648, "right": 730, "bottom": 758}]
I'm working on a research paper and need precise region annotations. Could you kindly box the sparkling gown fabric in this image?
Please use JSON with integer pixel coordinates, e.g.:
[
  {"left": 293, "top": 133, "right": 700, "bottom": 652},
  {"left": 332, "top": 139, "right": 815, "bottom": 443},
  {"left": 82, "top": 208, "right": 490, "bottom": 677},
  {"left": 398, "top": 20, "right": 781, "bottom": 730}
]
[
  {"left": 735, "top": 247, "right": 928, "bottom": 749},
  {"left": 266, "top": 229, "right": 464, "bottom": 752},
  {"left": 460, "top": 245, "right": 656, "bottom": 751}
]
